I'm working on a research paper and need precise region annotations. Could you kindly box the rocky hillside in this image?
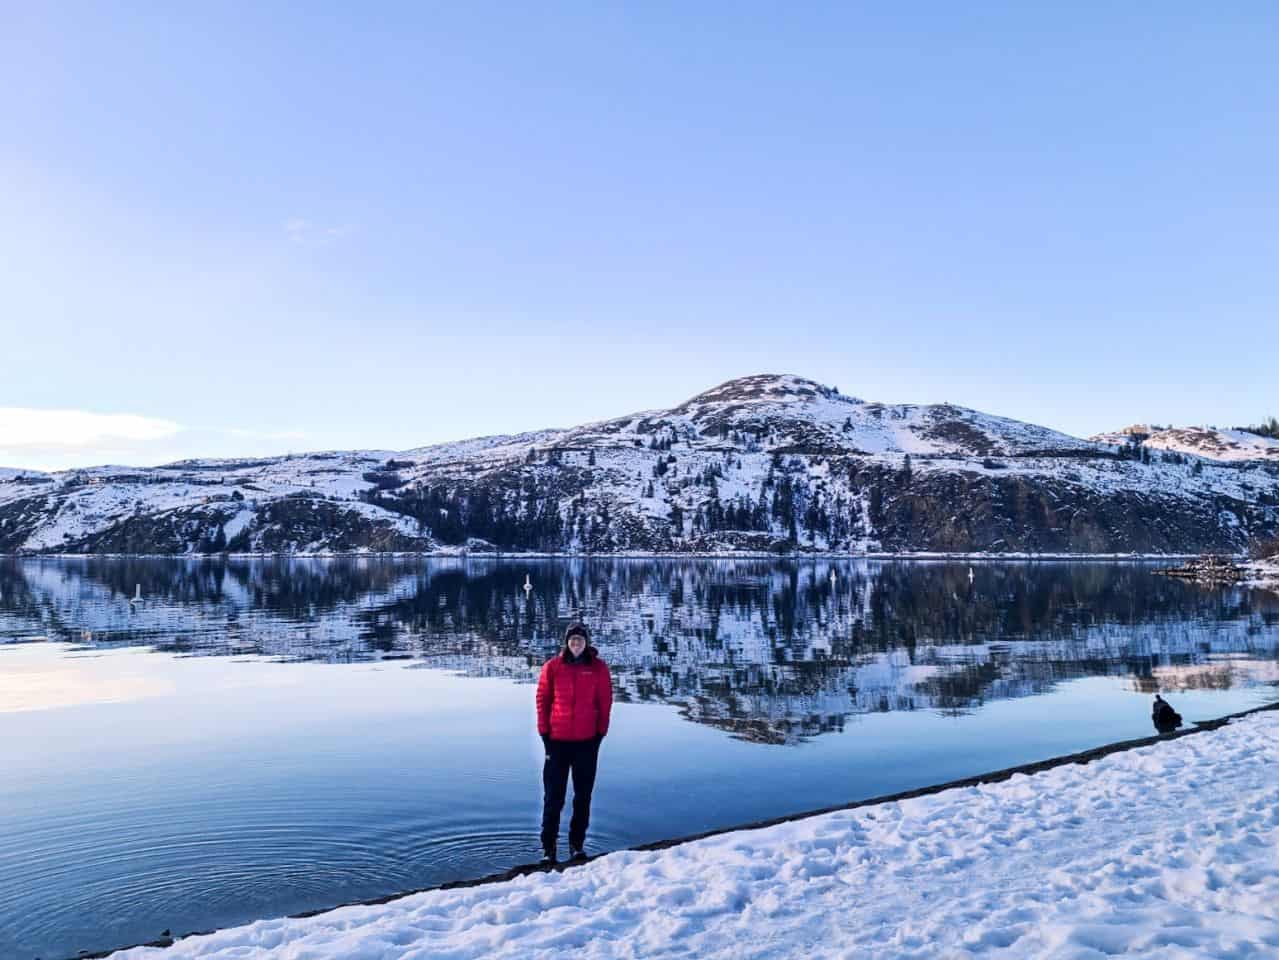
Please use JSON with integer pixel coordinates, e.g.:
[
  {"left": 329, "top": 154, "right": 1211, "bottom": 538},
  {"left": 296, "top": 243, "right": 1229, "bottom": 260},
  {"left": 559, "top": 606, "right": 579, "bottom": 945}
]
[{"left": 3, "top": 374, "right": 1279, "bottom": 555}]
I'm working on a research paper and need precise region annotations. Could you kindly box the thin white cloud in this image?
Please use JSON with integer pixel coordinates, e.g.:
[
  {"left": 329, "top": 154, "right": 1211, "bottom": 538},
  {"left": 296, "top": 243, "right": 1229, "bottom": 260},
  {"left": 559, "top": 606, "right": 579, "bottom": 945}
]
[
  {"left": 0, "top": 407, "right": 182, "bottom": 448},
  {"left": 0, "top": 408, "right": 310, "bottom": 472},
  {"left": 284, "top": 217, "right": 349, "bottom": 245}
]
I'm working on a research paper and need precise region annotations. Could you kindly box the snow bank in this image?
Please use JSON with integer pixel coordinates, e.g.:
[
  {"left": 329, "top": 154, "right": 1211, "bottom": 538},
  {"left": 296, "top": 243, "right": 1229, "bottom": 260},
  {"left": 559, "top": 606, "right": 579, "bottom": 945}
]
[{"left": 113, "top": 711, "right": 1279, "bottom": 960}]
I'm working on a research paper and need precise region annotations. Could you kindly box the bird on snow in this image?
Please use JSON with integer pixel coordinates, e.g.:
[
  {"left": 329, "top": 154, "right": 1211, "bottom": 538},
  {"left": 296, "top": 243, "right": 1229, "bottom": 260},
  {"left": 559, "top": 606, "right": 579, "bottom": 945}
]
[{"left": 1152, "top": 694, "right": 1183, "bottom": 733}]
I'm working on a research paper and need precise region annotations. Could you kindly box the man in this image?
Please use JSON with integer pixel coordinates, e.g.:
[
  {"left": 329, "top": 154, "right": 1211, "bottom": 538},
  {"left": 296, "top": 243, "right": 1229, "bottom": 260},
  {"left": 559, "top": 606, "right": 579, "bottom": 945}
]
[{"left": 536, "top": 622, "right": 613, "bottom": 863}]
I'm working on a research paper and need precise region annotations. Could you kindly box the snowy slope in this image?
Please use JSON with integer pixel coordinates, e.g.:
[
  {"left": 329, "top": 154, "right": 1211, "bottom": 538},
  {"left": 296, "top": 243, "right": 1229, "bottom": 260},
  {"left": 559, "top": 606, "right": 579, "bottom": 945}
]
[
  {"left": 0, "top": 450, "right": 434, "bottom": 554},
  {"left": 555, "top": 373, "right": 1098, "bottom": 458},
  {"left": 1092, "top": 424, "right": 1279, "bottom": 462},
  {"left": 4, "top": 375, "right": 1279, "bottom": 555},
  {"left": 110, "top": 709, "right": 1279, "bottom": 960}
]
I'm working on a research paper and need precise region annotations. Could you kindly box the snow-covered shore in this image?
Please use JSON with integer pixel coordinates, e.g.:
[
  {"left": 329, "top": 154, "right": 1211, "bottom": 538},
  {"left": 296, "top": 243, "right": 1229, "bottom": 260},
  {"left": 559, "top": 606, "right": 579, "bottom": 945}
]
[
  {"left": 112, "top": 710, "right": 1279, "bottom": 960},
  {"left": 1244, "top": 557, "right": 1279, "bottom": 592}
]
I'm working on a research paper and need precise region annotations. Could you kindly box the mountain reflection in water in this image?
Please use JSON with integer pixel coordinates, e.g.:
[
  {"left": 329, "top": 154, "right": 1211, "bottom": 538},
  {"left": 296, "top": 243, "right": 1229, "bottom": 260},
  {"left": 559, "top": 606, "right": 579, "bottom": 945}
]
[{"left": 2, "top": 557, "right": 1278, "bottom": 744}]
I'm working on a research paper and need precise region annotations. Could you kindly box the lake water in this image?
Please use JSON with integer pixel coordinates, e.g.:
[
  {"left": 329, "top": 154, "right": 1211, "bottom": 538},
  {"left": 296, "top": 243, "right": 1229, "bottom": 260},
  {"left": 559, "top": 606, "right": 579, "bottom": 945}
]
[{"left": 3, "top": 557, "right": 1278, "bottom": 959}]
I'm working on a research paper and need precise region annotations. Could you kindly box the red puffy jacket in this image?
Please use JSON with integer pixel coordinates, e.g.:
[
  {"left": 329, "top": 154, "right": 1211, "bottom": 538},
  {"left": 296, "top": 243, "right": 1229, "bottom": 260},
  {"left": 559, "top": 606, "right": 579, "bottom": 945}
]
[{"left": 536, "top": 647, "right": 613, "bottom": 741}]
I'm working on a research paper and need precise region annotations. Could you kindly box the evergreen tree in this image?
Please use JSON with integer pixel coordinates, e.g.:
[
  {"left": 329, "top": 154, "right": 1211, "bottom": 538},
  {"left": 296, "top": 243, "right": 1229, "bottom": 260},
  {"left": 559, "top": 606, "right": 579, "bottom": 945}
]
[
  {"left": 1243, "top": 416, "right": 1279, "bottom": 439},
  {"left": 868, "top": 485, "right": 884, "bottom": 527}
]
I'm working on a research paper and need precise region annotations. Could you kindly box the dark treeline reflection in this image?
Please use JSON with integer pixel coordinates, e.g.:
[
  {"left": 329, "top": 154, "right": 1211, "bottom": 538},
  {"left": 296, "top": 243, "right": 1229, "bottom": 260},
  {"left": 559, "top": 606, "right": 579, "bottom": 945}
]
[{"left": 3, "top": 558, "right": 1278, "bottom": 743}]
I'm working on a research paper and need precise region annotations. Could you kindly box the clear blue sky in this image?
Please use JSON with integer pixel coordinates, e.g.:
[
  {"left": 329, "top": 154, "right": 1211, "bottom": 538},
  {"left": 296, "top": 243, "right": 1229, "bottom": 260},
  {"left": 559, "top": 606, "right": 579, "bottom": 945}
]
[{"left": 2, "top": 3, "right": 1276, "bottom": 470}]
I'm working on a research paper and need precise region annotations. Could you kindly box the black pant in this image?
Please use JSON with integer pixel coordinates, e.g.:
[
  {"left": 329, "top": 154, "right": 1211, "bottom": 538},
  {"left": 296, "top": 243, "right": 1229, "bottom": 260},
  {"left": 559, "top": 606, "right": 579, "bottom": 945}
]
[{"left": 541, "top": 738, "right": 600, "bottom": 855}]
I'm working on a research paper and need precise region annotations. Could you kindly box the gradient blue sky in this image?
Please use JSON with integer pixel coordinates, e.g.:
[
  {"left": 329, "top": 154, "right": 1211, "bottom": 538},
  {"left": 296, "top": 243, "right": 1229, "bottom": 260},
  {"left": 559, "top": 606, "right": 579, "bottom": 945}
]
[{"left": 2, "top": 3, "right": 1276, "bottom": 470}]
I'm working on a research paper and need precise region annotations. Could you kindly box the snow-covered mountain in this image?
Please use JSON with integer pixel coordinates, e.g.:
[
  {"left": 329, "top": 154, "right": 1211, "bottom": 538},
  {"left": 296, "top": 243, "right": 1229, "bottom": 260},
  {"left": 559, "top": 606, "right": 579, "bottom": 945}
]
[{"left": 3, "top": 374, "right": 1278, "bottom": 555}]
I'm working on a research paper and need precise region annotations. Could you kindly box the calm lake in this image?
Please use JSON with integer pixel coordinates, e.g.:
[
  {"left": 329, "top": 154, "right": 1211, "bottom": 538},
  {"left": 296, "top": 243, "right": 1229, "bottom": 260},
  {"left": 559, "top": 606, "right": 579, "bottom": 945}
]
[{"left": 3, "top": 557, "right": 1278, "bottom": 959}]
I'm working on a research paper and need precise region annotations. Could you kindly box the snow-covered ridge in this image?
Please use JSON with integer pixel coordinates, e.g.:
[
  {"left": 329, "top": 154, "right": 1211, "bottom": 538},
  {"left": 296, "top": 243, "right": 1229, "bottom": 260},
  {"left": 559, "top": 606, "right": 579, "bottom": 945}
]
[
  {"left": 3, "top": 374, "right": 1279, "bottom": 556},
  {"left": 109, "top": 709, "right": 1279, "bottom": 960},
  {"left": 1092, "top": 423, "right": 1279, "bottom": 462},
  {"left": 568, "top": 373, "right": 1099, "bottom": 459}
]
